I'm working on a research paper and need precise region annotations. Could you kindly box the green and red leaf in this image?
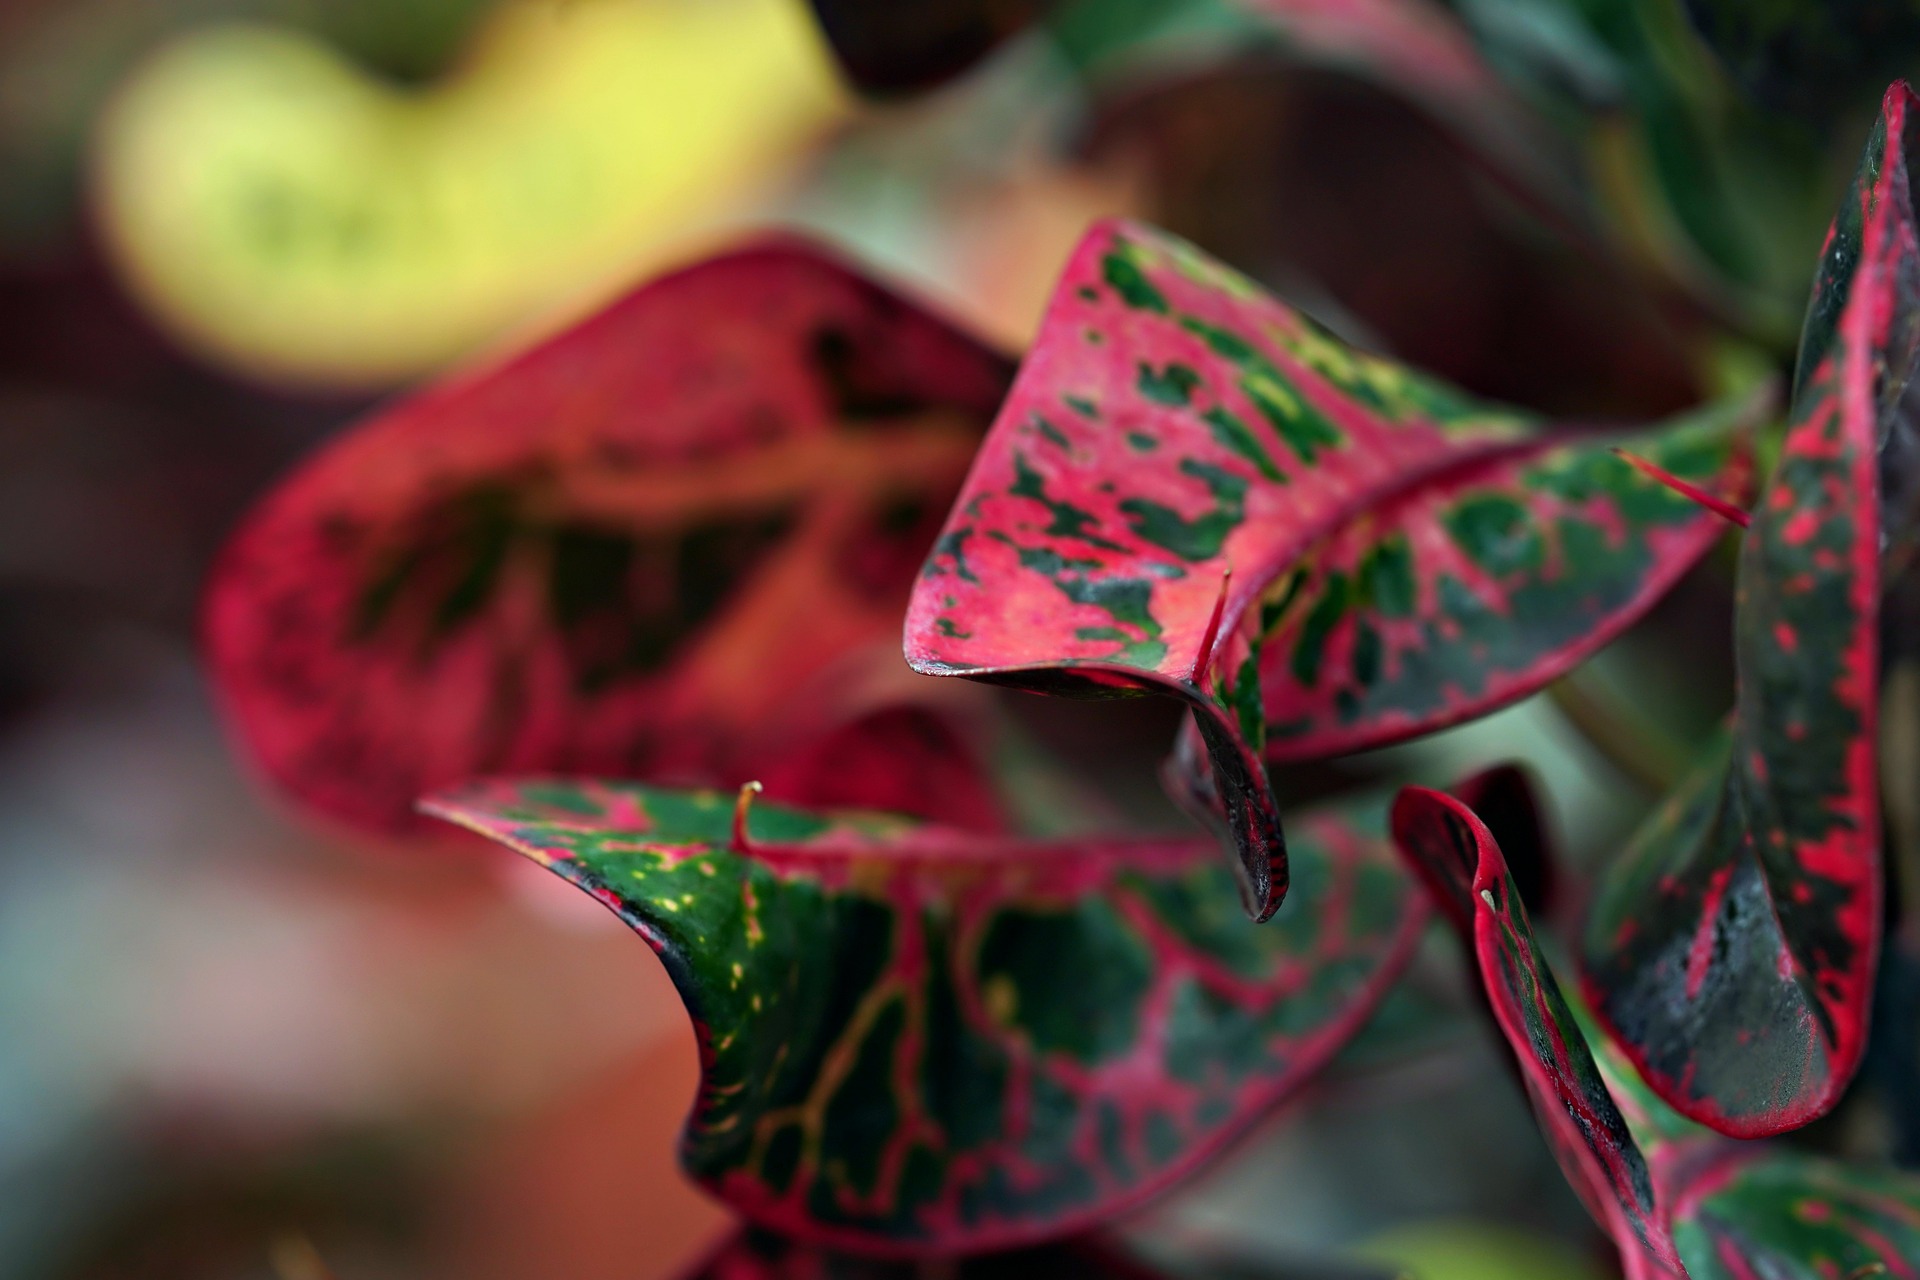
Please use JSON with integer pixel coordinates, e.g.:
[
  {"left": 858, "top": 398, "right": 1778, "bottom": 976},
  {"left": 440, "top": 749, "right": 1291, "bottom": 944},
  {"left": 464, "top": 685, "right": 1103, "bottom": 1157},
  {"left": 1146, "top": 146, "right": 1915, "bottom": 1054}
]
[
  {"left": 1393, "top": 782, "right": 1920, "bottom": 1280},
  {"left": 1390, "top": 785, "right": 1683, "bottom": 1280},
  {"left": 1668, "top": 1150, "right": 1920, "bottom": 1280},
  {"left": 1579, "top": 83, "right": 1920, "bottom": 1139},
  {"left": 903, "top": 217, "right": 1755, "bottom": 918},
  {"left": 204, "top": 241, "right": 1015, "bottom": 836},
  {"left": 424, "top": 778, "right": 1427, "bottom": 1255}
]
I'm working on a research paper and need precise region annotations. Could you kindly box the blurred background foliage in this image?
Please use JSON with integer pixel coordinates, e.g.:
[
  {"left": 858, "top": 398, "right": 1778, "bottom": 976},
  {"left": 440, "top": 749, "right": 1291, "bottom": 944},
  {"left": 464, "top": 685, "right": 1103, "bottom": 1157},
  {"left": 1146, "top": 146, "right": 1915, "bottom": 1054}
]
[{"left": 0, "top": 0, "right": 1911, "bottom": 1276}]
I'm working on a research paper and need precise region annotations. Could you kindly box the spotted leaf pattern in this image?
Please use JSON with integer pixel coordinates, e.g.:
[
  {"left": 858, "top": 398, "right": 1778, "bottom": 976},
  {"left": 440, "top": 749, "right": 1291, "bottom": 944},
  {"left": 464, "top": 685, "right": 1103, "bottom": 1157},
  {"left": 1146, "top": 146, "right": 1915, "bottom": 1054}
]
[
  {"left": 1392, "top": 783, "right": 1920, "bottom": 1280},
  {"left": 424, "top": 778, "right": 1426, "bottom": 1255},
  {"left": 1580, "top": 84, "right": 1920, "bottom": 1139},
  {"left": 205, "top": 241, "right": 1014, "bottom": 836},
  {"left": 903, "top": 217, "right": 1754, "bottom": 918}
]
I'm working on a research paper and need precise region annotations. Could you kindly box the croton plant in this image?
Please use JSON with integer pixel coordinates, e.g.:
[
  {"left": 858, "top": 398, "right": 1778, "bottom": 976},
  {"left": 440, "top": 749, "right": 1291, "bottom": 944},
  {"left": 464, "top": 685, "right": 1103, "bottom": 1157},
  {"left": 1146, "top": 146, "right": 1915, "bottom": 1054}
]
[{"left": 203, "top": 2, "right": 1920, "bottom": 1276}]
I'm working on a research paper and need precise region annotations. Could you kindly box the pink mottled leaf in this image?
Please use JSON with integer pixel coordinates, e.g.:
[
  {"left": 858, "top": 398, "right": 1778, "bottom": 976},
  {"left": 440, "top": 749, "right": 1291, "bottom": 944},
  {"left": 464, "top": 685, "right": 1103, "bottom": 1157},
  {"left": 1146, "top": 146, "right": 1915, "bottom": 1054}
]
[
  {"left": 205, "top": 241, "right": 1014, "bottom": 836},
  {"left": 903, "top": 217, "right": 1755, "bottom": 918},
  {"left": 1580, "top": 83, "right": 1920, "bottom": 1139}
]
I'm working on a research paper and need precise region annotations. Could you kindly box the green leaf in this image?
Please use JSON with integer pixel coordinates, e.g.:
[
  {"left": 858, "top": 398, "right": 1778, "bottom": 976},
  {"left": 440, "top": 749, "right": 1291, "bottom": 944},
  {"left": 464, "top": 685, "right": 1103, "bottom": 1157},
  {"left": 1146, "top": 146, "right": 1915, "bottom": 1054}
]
[{"left": 425, "top": 778, "right": 1426, "bottom": 1253}]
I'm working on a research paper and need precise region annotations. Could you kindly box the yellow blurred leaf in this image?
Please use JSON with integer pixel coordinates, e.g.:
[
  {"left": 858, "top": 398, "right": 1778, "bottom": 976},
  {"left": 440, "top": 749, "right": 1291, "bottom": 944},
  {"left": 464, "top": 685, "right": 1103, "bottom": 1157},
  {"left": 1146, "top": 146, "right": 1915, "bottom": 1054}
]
[{"left": 92, "top": 0, "right": 847, "bottom": 388}]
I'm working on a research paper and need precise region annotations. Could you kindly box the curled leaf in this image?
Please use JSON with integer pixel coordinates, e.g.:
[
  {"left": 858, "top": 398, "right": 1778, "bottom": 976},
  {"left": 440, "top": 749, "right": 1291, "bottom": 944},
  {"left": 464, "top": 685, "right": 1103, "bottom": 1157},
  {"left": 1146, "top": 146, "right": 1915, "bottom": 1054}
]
[
  {"left": 1393, "top": 782, "right": 1920, "bottom": 1280},
  {"left": 205, "top": 241, "right": 1014, "bottom": 835},
  {"left": 904, "top": 217, "right": 1755, "bottom": 918},
  {"left": 425, "top": 778, "right": 1426, "bottom": 1254},
  {"left": 1391, "top": 785, "right": 1683, "bottom": 1279},
  {"left": 1581, "top": 83, "right": 1920, "bottom": 1139}
]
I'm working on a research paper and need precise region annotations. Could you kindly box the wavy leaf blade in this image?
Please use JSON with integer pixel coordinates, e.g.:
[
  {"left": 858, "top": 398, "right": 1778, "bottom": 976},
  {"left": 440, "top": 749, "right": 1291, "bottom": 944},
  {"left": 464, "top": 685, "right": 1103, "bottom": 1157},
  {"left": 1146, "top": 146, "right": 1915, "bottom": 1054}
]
[
  {"left": 1389, "top": 786, "right": 1684, "bottom": 1280},
  {"left": 427, "top": 779, "right": 1427, "bottom": 1254},
  {"left": 1581, "top": 85, "right": 1919, "bottom": 1138},
  {"left": 905, "top": 216, "right": 1531, "bottom": 917},
  {"left": 204, "top": 242, "right": 1013, "bottom": 835},
  {"left": 906, "top": 217, "right": 1749, "bottom": 917},
  {"left": 1211, "top": 403, "right": 1754, "bottom": 764}
]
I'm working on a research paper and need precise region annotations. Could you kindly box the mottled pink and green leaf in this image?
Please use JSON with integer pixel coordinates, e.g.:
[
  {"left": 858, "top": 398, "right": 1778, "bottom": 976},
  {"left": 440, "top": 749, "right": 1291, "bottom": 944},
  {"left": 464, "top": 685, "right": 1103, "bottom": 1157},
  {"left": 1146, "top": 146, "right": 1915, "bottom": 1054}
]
[
  {"left": 905, "top": 218, "right": 1753, "bottom": 918},
  {"left": 426, "top": 778, "right": 1426, "bottom": 1255}
]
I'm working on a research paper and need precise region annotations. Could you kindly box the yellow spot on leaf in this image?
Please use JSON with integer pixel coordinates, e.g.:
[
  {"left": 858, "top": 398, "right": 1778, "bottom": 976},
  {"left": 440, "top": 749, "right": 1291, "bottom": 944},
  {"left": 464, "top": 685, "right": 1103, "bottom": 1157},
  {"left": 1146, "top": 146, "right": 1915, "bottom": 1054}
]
[{"left": 984, "top": 974, "right": 1018, "bottom": 1024}]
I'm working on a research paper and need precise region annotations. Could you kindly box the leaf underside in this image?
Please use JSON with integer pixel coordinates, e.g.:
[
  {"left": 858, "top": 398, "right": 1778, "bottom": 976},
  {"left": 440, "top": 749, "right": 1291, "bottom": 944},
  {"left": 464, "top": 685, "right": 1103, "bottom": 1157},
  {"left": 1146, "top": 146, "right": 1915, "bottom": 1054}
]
[
  {"left": 425, "top": 778, "right": 1426, "bottom": 1256},
  {"left": 204, "top": 241, "right": 1014, "bottom": 835},
  {"left": 1392, "top": 783, "right": 1920, "bottom": 1280},
  {"left": 903, "top": 216, "right": 1753, "bottom": 919},
  {"left": 1581, "top": 83, "right": 1918, "bottom": 1139}
]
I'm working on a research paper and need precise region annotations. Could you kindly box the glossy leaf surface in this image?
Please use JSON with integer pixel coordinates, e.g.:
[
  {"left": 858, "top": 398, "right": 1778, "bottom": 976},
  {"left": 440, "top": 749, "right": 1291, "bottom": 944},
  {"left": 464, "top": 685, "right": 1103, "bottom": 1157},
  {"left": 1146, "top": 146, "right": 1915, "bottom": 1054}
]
[
  {"left": 205, "top": 242, "right": 1013, "bottom": 835},
  {"left": 1393, "top": 784, "right": 1920, "bottom": 1280},
  {"left": 425, "top": 778, "right": 1426, "bottom": 1254},
  {"left": 1581, "top": 85, "right": 1919, "bottom": 1138},
  {"left": 1390, "top": 785, "right": 1682, "bottom": 1280},
  {"left": 903, "top": 217, "right": 1753, "bottom": 918}
]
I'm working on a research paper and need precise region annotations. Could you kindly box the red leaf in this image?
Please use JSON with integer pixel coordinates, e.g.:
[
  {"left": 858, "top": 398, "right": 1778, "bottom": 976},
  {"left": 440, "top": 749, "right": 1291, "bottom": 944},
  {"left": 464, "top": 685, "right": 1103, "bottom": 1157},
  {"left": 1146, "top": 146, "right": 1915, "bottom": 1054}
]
[
  {"left": 1579, "top": 83, "right": 1919, "bottom": 1138},
  {"left": 204, "top": 241, "right": 1015, "bottom": 835},
  {"left": 904, "top": 218, "right": 1756, "bottom": 919}
]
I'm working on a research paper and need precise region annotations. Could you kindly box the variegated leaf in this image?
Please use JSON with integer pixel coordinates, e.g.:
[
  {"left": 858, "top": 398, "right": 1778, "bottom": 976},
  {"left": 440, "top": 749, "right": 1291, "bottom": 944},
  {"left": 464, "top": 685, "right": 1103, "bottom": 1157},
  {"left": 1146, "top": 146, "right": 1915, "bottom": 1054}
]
[
  {"left": 1390, "top": 785, "right": 1684, "bottom": 1280},
  {"left": 1393, "top": 782, "right": 1920, "bottom": 1280},
  {"left": 205, "top": 241, "right": 1014, "bottom": 835},
  {"left": 1580, "top": 83, "right": 1920, "bottom": 1139},
  {"left": 903, "top": 217, "right": 1754, "bottom": 918},
  {"left": 424, "top": 778, "right": 1426, "bottom": 1254}
]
